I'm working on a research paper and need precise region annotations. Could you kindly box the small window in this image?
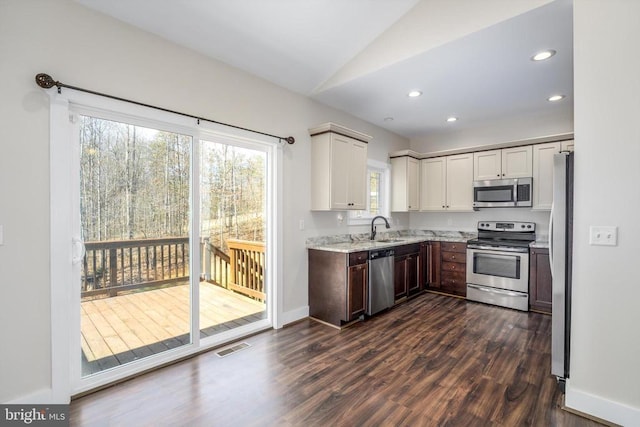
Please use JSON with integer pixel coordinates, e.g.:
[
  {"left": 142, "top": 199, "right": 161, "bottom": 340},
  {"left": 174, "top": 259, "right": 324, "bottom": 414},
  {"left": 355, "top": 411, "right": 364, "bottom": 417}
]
[{"left": 349, "top": 159, "right": 390, "bottom": 225}]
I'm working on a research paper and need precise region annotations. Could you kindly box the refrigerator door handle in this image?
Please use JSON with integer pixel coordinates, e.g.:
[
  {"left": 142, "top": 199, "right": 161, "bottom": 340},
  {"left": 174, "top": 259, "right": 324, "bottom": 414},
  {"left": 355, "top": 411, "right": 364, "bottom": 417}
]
[{"left": 548, "top": 203, "right": 554, "bottom": 278}]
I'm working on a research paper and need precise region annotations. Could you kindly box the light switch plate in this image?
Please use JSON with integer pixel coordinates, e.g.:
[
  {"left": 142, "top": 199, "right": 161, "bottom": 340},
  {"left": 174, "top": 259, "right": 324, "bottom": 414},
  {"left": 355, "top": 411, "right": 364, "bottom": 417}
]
[{"left": 589, "top": 226, "right": 617, "bottom": 246}]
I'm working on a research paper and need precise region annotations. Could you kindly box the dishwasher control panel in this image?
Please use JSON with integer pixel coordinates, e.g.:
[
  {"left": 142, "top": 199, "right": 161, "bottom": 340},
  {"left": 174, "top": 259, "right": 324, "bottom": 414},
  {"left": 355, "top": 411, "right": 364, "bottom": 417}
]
[{"left": 369, "top": 249, "right": 395, "bottom": 260}]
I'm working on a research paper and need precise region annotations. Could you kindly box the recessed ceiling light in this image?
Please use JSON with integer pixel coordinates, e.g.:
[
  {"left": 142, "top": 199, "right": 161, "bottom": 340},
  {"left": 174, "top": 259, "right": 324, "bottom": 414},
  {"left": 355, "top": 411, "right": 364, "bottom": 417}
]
[
  {"left": 532, "top": 50, "right": 556, "bottom": 61},
  {"left": 407, "top": 90, "right": 422, "bottom": 98},
  {"left": 547, "top": 94, "right": 565, "bottom": 102},
  {"left": 446, "top": 117, "right": 458, "bottom": 122},
  {"left": 383, "top": 117, "right": 394, "bottom": 122}
]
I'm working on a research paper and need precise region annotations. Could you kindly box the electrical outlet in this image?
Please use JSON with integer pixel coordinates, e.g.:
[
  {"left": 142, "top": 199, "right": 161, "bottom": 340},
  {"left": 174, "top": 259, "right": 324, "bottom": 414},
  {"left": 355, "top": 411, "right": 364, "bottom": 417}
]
[{"left": 589, "top": 226, "right": 617, "bottom": 246}]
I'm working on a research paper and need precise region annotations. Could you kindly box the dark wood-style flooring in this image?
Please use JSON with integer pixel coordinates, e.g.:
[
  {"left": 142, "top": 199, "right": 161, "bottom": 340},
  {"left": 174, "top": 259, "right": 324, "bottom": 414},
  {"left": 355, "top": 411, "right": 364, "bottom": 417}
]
[{"left": 70, "top": 292, "right": 604, "bottom": 426}]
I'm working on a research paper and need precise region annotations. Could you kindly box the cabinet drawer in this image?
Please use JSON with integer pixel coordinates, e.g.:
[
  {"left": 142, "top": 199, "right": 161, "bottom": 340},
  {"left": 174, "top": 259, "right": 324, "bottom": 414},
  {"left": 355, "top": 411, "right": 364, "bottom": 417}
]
[
  {"left": 442, "top": 261, "right": 465, "bottom": 272},
  {"left": 441, "top": 270, "right": 466, "bottom": 286},
  {"left": 349, "top": 251, "right": 369, "bottom": 265},
  {"left": 441, "top": 242, "right": 466, "bottom": 253},
  {"left": 441, "top": 251, "right": 466, "bottom": 263},
  {"left": 440, "top": 271, "right": 467, "bottom": 296}
]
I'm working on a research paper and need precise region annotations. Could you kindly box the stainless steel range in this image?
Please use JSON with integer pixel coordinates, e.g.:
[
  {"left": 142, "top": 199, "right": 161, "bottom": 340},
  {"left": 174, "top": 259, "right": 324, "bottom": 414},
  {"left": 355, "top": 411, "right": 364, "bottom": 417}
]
[{"left": 466, "top": 221, "right": 535, "bottom": 311}]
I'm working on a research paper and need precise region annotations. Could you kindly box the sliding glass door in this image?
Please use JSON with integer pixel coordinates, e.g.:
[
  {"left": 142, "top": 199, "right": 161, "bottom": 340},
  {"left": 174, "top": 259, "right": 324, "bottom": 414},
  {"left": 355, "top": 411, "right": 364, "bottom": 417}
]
[
  {"left": 77, "top": 115, "right": 193, "bottom": 376},
  {"left": 66, "top": 105, "right": 276, "bottom": 392},
  {"left": 199, "top": 138, "right": 268, "bottom": 338}
]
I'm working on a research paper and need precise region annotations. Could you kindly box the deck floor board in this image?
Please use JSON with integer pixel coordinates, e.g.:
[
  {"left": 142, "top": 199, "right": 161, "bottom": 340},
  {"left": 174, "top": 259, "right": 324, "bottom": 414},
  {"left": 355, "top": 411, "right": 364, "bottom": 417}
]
[{"left": 81, "top": 282, "right": 265, "bottom": 374}]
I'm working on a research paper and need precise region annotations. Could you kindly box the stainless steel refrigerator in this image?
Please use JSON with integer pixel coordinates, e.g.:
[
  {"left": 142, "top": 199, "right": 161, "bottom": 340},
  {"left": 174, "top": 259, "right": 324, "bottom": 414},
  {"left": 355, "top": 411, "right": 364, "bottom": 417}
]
[{"left": 550, "top": 151, "right": 574, "bottom": 387}]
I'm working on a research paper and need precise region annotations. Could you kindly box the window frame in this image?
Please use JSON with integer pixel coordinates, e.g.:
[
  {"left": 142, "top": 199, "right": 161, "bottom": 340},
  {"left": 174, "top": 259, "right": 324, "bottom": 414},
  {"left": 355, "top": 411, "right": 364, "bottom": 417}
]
[{"left": 48, "top": 87, "right": 283, "bottom": 401}]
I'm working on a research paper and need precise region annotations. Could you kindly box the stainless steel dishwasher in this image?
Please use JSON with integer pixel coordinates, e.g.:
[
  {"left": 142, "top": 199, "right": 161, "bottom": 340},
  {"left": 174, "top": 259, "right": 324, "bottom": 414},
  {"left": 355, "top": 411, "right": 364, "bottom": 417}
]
[{"left": 367, "top": 248, "right": 395, "bottom": 315}]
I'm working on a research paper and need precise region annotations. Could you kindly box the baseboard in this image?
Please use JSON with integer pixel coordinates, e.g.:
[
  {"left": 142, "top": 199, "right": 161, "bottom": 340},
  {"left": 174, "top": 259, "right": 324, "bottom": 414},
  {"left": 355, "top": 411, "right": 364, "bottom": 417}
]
[
  {"left": 281, "top": 305, "right": 309, "bottom": 326},
  {"left": 566, "top": 381, "right": 640, "bottom": 426},
  {"left": 6, "top": 388, "right": 54, "bottom": 404}
]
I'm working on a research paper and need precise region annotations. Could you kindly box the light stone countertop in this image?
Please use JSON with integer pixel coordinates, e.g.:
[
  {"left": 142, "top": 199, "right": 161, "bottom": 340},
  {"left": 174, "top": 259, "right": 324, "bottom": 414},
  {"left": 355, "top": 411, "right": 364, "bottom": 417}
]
[
  {"left": 307, "top": 230, "right": 548, "bottom": 253},
  {"left": 530, "top": 240, "right": 549, "bottom": 249},
  {"left": 306, "top": 230, "right": 476, "bottom": 253}
]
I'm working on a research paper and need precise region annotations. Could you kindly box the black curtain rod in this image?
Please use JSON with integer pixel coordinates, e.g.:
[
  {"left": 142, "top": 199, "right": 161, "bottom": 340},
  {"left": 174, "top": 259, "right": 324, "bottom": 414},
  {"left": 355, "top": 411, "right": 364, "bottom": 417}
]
[{"left": 35, "top": 73, "right": 295, "bottom": 145}]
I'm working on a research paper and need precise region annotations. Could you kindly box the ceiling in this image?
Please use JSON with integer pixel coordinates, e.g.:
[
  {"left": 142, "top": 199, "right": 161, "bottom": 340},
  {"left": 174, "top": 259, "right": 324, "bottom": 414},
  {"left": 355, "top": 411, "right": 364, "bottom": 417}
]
[{"left": 76, "top": 0, "right": 573, "bottom": 139}]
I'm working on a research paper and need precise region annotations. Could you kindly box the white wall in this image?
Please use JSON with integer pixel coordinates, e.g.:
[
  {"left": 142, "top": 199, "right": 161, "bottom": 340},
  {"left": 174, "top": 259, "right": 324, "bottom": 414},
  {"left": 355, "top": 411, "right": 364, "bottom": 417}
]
[
  {"left": 0, "top": 0, "right": 409, "bottom": 403},
  {"left": 566, "top": 1, "right": 640, "bottom": 424},
  {"left": 410, "top": 108, "right": 573, "bottom": 153},
  {"left": 410, "top": 209, "right": 551, "bottom": 238}
]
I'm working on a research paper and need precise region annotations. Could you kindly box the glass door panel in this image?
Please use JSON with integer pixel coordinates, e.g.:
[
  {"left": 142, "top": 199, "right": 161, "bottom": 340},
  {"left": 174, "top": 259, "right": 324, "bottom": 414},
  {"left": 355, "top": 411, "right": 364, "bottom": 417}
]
[
  {"left": 78, "top": 115, "right": 192, "bottom": 376},
  {"left": 199, "top": 139, "right": 267, "bottom": 338}
]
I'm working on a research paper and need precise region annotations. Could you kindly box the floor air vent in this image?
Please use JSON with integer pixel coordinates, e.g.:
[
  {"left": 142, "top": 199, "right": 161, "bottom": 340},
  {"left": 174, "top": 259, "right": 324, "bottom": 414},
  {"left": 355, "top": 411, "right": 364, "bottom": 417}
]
[{"left": 215, "top": 342, "right": 250, "bottom": 357}]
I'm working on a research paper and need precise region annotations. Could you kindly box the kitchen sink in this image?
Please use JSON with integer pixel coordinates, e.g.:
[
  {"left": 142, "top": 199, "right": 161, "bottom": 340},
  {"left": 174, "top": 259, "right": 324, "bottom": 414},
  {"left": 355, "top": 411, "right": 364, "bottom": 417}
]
[{"left": 375, "top": 238, "right": 405, "bottom": 243}]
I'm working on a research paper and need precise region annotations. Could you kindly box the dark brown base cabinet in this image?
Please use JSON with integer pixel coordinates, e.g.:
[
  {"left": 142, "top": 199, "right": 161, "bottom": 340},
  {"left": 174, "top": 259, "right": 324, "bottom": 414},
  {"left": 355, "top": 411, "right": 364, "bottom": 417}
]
[
  {"left": 529, "top": 248, "right": 552, "bottom": 314},
  {"left": 423, "top": 241, "right": 466, "bottom": 297},
  {"left": 308, "top": 249, "right": 368, "bottom": 327},
  {"left": 422, "top": 241, "right": 441, "bottom": 289},
  {"left": 309, "top": 241, "right": 468, "bottom": 328},
  {"left": 440, "top": 242, "right": 467, "bottom": 297},
  {"left": 394, "top": 243, "right": 421, "bottom": 302}
]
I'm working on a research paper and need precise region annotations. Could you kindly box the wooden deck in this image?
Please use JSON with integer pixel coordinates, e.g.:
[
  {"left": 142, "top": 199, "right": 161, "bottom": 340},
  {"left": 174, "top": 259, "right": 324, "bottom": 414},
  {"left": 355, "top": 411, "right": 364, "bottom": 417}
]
[{"left": 81, "top": 281, "right": 266, "bottom": 376}]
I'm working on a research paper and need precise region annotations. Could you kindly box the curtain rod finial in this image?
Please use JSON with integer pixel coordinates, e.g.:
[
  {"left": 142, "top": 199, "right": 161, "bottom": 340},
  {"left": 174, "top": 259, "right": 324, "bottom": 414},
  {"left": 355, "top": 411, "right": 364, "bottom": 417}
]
[
  {"left": 35, "top": 73, "right": 57, "bottom": 89},
  {"left": 285, "top": 136, "right": 295, "bottom": 144}
]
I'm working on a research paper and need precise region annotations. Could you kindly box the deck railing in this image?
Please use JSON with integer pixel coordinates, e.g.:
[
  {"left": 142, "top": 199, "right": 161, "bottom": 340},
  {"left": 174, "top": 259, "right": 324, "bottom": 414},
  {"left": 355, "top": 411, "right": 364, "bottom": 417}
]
[
  {"left": 201, "top": 238, "right": 230, "bottom": 289},
  {"left": 227, "top": 239, "right": 266, "bottom": 301},
  {"left": 81, "top": 237, "right": 265, "bottom": 301},
  {"left": 82, "top": 237, "right": 190, "bottom": 297}
]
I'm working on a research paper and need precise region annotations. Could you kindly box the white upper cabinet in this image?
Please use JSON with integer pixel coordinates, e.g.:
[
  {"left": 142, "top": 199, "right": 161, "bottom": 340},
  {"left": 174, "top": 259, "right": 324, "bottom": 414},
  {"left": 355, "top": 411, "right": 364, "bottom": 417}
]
[
  {"left": 420, "top": 154, "right": 473, "bottom": 212},
  {"left": 419, "top": 157, "right": 446, "bottom": 211},
  {"left": 446, "top": 153, "right": 474, "bottom": 211},
  {"left": 473, "top": 146, "right": 533, "bottom": 180},
  {"left": 309, "top": 123, "right": 370, "bottom": 211},
  {"left": 473, "top": 149, "right": 502, "bottom": 181},
  {"left": 561, "top": 139, "right": 575, "bottom": 152},
  {"left": 391, "top": 156, "right": 419, "bottom": 212},
  {"left": 348, "top": 139, "right": 368, "bottom": 209},
  {"left": 532, "top": 142, "right": 561, "bottom": 210},
  {"left": 501, "top": 146, "right": 533, "bottom": 178}
]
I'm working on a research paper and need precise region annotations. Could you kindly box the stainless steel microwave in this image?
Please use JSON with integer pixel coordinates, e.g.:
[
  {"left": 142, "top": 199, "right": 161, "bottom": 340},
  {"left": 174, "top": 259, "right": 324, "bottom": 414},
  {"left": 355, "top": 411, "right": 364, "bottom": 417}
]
[{"left": 473, "top": 177, "right": 532, "bottom": 208}]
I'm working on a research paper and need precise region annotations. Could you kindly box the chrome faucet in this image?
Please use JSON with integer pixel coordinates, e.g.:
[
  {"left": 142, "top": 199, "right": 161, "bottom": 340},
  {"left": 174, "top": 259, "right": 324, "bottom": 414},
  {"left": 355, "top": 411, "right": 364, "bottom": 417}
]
[{"left": 370, "top": 215, "right": 391, "bottom": 240}]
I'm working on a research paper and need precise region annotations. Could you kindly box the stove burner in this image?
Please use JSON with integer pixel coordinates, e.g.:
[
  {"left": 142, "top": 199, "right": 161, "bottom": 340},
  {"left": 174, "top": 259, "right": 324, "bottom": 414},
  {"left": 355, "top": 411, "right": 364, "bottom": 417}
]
[{"left": 467, "top": 221, "right": 536, "bottom": 252}]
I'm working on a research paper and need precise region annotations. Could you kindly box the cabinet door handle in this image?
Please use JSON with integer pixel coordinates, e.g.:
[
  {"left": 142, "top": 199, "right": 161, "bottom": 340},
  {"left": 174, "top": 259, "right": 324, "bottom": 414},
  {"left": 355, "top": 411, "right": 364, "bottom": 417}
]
[{"left": 451, "top": 255, "right": 456, "bottom": 260}]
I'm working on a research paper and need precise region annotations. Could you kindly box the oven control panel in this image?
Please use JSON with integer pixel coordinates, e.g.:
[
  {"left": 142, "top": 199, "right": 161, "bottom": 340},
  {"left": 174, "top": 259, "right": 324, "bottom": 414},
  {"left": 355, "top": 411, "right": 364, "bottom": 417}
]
[{"left": 477, "top": 221, "right": 535, "bottom": 232}]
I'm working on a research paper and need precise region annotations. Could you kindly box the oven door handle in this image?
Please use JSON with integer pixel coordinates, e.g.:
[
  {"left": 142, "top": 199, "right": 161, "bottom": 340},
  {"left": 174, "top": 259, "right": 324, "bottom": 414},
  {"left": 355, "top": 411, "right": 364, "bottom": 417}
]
[
  {"left": 467, "top": 245, "right": 528, "bottom": 253},
  {"left": 468, "top": 284, "right": 527, "bottom": 298}
]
